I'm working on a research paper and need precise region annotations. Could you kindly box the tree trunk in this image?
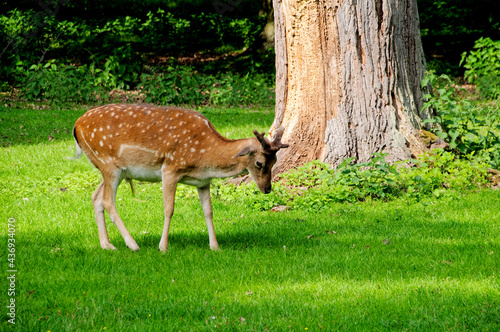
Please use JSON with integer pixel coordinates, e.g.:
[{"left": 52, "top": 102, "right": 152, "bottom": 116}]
[{"left": 270, "top": 0, "right": 430, "bottom": 175}]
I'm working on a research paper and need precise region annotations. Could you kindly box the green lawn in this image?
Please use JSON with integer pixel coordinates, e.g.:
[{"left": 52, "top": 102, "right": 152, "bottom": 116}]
[{"left": 1, "top": 104, "right": 499, "bottom": 331}]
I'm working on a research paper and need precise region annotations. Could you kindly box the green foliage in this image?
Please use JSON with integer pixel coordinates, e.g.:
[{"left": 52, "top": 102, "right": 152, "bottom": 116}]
[
  {"left": 418, "top": 0, "right": 500, "bottom": 75},
  {"left": 139, "top": 65, "right": 274, "bottom": 106},
  {"left": 460, "top": 37, "right": 500, "bottom": 99},
  {"left": 0, "top": 8, "right": 271, "bottom": 105},
  {"left": 215, "top": 151, "right": 493, "bottom": 212},
  {"left": 138, "top": 9, "right": 190, "bottom": 52},
  {"left": 422, "top": 71, "right": 500, "bottom": 168}
]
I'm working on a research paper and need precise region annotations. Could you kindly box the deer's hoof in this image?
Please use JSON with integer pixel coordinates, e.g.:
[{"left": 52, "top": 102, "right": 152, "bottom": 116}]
[{"left": 101, "top": 242, "right": 117, "bottom": 250}]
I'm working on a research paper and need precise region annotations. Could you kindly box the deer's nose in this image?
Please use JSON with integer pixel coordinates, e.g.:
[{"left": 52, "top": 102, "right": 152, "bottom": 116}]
[{"left": 264, "top": 185, "right": 272, "bottom": 194}]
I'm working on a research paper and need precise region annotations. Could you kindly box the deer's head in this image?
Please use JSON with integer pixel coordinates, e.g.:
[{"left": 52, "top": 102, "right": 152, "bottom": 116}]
[{"left": 233, "top": 127, "right": 289, "bottom": 194}]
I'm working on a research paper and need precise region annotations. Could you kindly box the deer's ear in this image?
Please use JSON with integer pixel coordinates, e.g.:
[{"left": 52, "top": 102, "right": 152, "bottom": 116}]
[{"left": 233, "top": 146, "right": 255, "bottom": 158}]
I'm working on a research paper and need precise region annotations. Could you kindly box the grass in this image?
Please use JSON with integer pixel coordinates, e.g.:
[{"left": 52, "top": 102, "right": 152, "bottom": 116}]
[{"left": 1, "top": 103, "right": 499, "bottom": 331}]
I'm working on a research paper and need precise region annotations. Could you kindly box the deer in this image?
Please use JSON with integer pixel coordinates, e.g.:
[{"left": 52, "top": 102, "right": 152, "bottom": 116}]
[{"left": 72, "top": 103, "right": 288, "bottom": 252}]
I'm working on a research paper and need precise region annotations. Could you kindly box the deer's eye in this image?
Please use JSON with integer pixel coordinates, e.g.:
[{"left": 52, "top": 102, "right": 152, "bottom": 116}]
[{"left": 255, "top": 161, "right": 263, "bottom": 169}]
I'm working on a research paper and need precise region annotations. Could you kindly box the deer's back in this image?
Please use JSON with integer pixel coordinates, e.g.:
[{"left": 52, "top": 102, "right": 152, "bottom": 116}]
[{"left": 74, "top": 104, "right": 224, "bottom": 176}]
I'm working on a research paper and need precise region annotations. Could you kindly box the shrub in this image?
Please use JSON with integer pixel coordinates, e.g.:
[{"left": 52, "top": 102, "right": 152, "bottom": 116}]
[
  {"left": 460, "top": 37, "right": 500, "bottom": 99},
  {"left": 139, "top": 65, "right": 274, "bottom": 107},
  {"left": 422, "top": 71, "right": 500, "bottom": 168},
  {"left": 224, "top": 150, "right": 493, "bottom": 212}
]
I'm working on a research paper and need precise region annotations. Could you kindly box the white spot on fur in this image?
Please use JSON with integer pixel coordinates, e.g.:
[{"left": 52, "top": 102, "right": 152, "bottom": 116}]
[
  {"left": 200, "top": 149, "right": 206, "bottom": 153},
  {"left": 99, "top": 141, "right": 103, "bottom": 147},
  {"left": 191, "top": 148, "right": 196, "bottom": 152}
]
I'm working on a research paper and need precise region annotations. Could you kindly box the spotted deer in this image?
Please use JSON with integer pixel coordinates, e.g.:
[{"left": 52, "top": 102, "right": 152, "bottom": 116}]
[{"left": 72, "top": 104, "right": 288, "bottom": 251}]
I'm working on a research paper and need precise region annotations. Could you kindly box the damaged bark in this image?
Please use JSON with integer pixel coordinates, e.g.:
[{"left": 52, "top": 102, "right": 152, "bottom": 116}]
[{"left": 271, "top": 0, "right": 430, "bottom": 175}]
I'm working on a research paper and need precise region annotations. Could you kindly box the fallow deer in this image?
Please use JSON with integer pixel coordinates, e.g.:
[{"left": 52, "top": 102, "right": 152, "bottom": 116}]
[{"left": 72, "top": 104, "right": 288, "bottom": 251}]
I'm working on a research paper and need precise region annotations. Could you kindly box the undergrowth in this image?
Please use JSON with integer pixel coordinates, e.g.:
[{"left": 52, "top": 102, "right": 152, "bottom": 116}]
[
  {"left": 212, "top": 150, "right": 494, "bottom": 212},
  {"left": 422, "top": 71, "right": 500, "bottom": 169}
]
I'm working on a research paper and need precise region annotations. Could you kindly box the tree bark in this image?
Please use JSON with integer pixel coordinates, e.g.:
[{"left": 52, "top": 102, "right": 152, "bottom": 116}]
[{"left": 271, "top": 0, "right": 430, "bottom": 175}]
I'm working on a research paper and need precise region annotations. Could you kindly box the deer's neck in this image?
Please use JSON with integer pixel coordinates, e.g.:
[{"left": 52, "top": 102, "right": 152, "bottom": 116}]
[{"left": 199, "top": 137, "right": 253, "bottom": 178}]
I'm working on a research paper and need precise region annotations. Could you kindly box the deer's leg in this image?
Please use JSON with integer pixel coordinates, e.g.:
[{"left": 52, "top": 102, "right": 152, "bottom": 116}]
[
  {"left": 197, "top": 184, "right": 219, "bottom": 250},
  {"left": 92, "top": 181, "right": 116, "bottom": 250},
  {"left": 159, "top": 171, "right": 178, "bottom": 252},
  {"left": 101, "top": 173, "right": 139, "bottom": 251}
]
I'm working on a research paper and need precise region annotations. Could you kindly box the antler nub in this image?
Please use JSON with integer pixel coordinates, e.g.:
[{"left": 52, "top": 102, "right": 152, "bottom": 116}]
[
  {"left": 271, "top": 126, "right": 289, "bottom": 149},
  {"left": 253, "top": 127, "right": 289, "bottom": 154}
]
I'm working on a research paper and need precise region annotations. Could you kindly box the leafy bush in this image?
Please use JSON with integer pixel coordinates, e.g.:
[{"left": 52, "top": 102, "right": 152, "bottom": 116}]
[
  {"left": 460, "top": 37, "right": 500, "bottom": 99},
  {"left": 212, "top": 151, "right": 493, "bottom": 212},
  {"left": 139, "top": 9, "right": 190, "bottom": 52},
  {"left": 0, "top": 8, "right": 273, "bottom": 106},
  {"left": 422, "top": 71, "right": 500, "bottom": 168},
  {"left": 139, "top": 65, "right": 274, "bottom": 106},
  {"left": 10, "top": 47, "right": 144, "bottom": 105}
]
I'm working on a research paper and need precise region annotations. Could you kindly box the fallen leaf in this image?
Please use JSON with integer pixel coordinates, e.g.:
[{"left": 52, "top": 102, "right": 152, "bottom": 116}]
[
  {"left": 383, "top": 238, "right": 393, "bottom": 245},
  {"left": 239, "top": 316, "right": 246, "bottom": 322},
  {"left": 326, "top": 231, "right": 337, "bottom": 235},
  {"left": 245, "top": 291, "right": 253, "bottom": 296},
  {"left": 307, "top": 235, "right": 315, "bottom": 240}
]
